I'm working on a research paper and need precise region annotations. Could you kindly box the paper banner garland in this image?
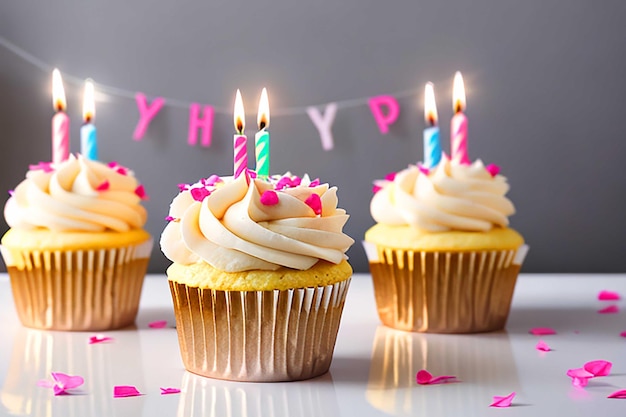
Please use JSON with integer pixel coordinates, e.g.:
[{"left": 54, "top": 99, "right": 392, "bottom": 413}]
[{"left": 307, "top": 103, "right": 338, "bottom": 151}]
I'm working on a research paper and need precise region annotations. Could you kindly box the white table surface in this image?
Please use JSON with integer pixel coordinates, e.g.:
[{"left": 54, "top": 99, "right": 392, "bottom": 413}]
[{"left": 1, "top": 273, "right": 626, "bottom": 417}]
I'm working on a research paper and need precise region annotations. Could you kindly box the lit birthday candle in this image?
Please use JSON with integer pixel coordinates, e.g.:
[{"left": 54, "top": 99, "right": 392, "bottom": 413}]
[
  {"left": 423, "top": 82, "right": 441, "bottom": 168},
  {"left": 255, "top": 88, "right": 270, "bottom": 178},
  {"left": 233, "top": 89, "right": 247, "bottom": 178},
  {"left": 81, "top": 79, "right": 98, "bottom": 160},
  {"left": 51, "top": 68, "right": 70, "bottom": 164},
  {"left": 451, "top": 71, "right": 469, "bottom": 164}
]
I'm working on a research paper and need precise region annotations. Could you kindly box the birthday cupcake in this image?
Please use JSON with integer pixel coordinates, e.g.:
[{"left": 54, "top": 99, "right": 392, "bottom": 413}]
[
  {"left": 160, "top": 89, "right": 354, "bottom": 382},
  {"left": 363, "top": 75, "right": 527, "bottom": 333}
]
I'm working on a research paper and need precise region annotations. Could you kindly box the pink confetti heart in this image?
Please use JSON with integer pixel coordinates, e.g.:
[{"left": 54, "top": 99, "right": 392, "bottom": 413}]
[
  {"left": 160, "top": 387, "right": 181, "bottom": 395},
  {"left": 535, "top": 340, "right": 551, "bottom": 352},
  {"left": 96, "top": 180, "right": 110, "bottom": 191},
  {"left": 598, "top": 305, "right": 619, "bottom": 314},
  {"left": 40, "top": 372, "right": 85, "bottom": 395},
  {"left": 113, "top": 385, "right": 142, "bottom": 398},
  {"left": 149, "top": 320, "right": 168, "bottom": 329},
  {"left": 584, "top": 360, "right": 612, "bottom": 377},
  {"left": 566, "top": 368, "right": 594, "bottom": 388},
  {"left": 608, "top": 390, "right": 626, "bottom": 399},
  {"left": 490, "top": 391, "right": 515, "bottom": 408},
  {"left": 529, "top": 327, "right": 556, "bottom": 336},
  {"left": 416, "top": 369, "right": 458, "bottom": 385},
  {"left": 89, "top": 335, "right": 114, "bottom": 344},
  {"left": 305, "top": 193, "right": 322, "bottom": 215},
  {"left": 598, "top": 290, "right": 621, "bottom": 301},
  {"left": 486, "top": 164, "right": 501, "bottom": 177},
  {"left": 134, "top": 185, "right": 149, "bottom": 200},
  {"left": 260, "top": 190, "right": 279, "bottom": 206}
]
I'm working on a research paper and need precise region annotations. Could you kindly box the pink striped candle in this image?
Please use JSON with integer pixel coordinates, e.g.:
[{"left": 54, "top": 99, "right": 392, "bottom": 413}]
[
  {"left": 51, "top": 69, "right": 70, "bottom": 164},
  {"left": 233, "top": 89, "right": 247, "bottom": 178},
  {"left": 451, "top": 71, "right": 469, "bottom": 164}
]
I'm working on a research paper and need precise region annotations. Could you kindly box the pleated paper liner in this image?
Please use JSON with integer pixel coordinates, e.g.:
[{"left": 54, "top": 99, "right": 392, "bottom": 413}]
[
  {"left": 0, "top": 239, "right": 153, "bottom": 331},
  {"left": 169, "top": 277, "right": 351, "bottom": 382},
  {"left": 363, "top": 242, "right": 529, "bottom": 333}
]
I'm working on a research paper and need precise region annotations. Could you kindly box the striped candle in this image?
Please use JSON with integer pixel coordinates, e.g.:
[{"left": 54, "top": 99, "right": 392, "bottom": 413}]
[
  {"left": 451, "top": 71, "right": 469, "bottom": 164},
  {"left": 80, "top": 79, "right": 98, "bottom": 160},
  {"left": 423, "top": 82, "right": 441, "bottom": 168},
  {"left": 51, "top": 69, "right": 69, "bottom": 165},
  {"left": 233, "top": 90, "right": 247, "bottom": 178},
  {"left": 255, "top": 88, "right": 270, "bottom": 177}
]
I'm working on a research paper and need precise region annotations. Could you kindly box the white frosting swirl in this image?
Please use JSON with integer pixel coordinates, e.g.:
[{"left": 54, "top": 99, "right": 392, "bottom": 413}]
[
  {"left": 371, "top": 155, "right": 515, "bottom": 232},
  {"left": 160, "top": 173, "right": 354, "bottom": 272},
  {"left": 4, "top": 155, "right": 148, "bottom": 232}
]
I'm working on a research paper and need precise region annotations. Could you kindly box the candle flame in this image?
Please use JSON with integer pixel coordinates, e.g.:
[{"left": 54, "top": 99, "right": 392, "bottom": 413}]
[
  {"left": 257, "top": 88, "right": 270, "bottom": 130},
  {"left": 82, "top": 79, "right": 95, "bottom": 123},
  {"left": 52, "top": 68, "right": 66, "bottom": 112},
  {"left": 453, "top": 71, "right": 466, "bottom": 113},
  {"left": 424, "top": 82, "right": 438, "bottom": 126},
  {"left": 233, "top": 89, "right": 245, "bottom": 134}
]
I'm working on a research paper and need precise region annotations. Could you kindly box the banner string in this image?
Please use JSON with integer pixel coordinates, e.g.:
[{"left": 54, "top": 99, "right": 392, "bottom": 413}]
[{"left": 0, "top": 35, "right": 420, "bottom": 117}]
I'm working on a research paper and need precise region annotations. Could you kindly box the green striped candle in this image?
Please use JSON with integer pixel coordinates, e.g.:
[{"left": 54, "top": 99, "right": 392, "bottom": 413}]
[{"left": 255, "top": 88, "right": 270, "bottom": 177}]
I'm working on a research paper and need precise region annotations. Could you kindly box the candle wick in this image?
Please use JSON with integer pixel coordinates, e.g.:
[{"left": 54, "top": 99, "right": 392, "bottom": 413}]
[
  {"left": 427, "top": 114, "right": 437, "bottom": 127},
  {"left": 259, "top": 121, "right": 266, "bottom": 130}
]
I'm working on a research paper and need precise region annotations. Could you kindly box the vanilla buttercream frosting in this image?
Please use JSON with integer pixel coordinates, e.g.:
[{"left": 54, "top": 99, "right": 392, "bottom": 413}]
[
  {"left": 4, "top": 155, "right": 148, "bottom": 233},
  {"left": 370, "top": 155, "right": 515, "bottom": 232},
  {"left": 160, "top": 173, "right": 354, "bottom": 272}
]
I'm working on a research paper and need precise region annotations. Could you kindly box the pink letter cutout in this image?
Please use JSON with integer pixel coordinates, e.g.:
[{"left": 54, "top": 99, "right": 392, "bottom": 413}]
[
  {"left": 133, "top": 93, "right": 165, "bottom": 140},
  {"left": 187, "top": 103, "right": 214, "bottom": 147},
  {"left": 307, "top": 103, "right": 338, "bottom": 150},
  {"left": 368, "top": 96, "right": 400, "bottom": 135}
]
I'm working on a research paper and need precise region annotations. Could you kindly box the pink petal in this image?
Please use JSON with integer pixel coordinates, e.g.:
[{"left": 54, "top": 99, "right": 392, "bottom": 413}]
[
  {"left": 535, "top": 340, "right": 551, "bottom": 352},
  {"left": 89, "top": 335, "right": 114, "bottom": 344},
  {"left": 567, "top": 368, "right": 594, "bottom": 387},
  {"left": 416, "top": 369, "right": 457, "bottom": 385},
  {"left": 52, "top": 373, "right": 84, "bottom": 390},
  {"left": 598, "top": 305, "right": 619, "bottom": 314},
  {"left": 429, "top": 375, "right": 458, "bottom": 384},
  {"left": 608, "top": 390, "right": 626, "bottom": 399},
  {"left": 113, "top": 385, "right": 142, "bottom": 398},
  {"left": 134, "top": 185, "right": 149, "bottom": 200},
  {"left": 149, "top": 320, "right": 167, "bottom": 329},
  {"left": 190, "top": 187, "right": 210, "bottom": 202},
  {"left": 260, "top": 190, "right": 279, "bottom": 206},
  {"left": 486, "top": 164, "right": 501, "bottom": 177},
  {"left": 96, "top": 180, "right": 110, "bottom": 191},
  {"left": 304, "top": 193, "right": 322, "bottom": 215},
  {"left": 490, "top": 391, "right": 516, "bottom": 407},
  {"left": 529, "top": 327, "right": 557, "bottom": 336},
  {"left": 160, "top": 387, "right": 181, "bottom": 395},
  {"left": 584, "top": 360, "right": 612, "bottom": 377},
  {"left": 598, "top": 290, "right": 621, "bottom": 301}
]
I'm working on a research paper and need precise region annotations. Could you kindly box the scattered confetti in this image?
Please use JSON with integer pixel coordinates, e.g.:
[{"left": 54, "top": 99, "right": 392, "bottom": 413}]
[
  {"left": 113, "top": 386, "right": 142, "bottom": 398},
  {"left": 486, "top": 164, "right": 501, "bottom": 177},
  {"left": 490, "top": 391, "right": 515, "bottom": 408},
  {"left": 149, "top": 320, "right": 168, "bottom": 329},
  {"left": 566, "top": 368, "right": 594, "bottom": 388},
  {"left": 416, "top": 369, "right": 458, "bottom": 385},
  {"left": 260, "top": 190, "right": 279, "bottom": 206},
  {"left": 38, "top": 372, "right": 84, "bottom": 396},
  {"left": 89, "top": 335, "right": 114, "bottom": 344},
  {"left": 598, "top": 290, "right": 621, "bottom": 301},
  {"left": 598, "top": 305, "right": 619, "bottom": 314},
  {"left": 529, "top": 327, "right": 556, "bottom": 336},
  {"left": 608, "top": 390, "right": 626, "bottom": 399},
  {"left": 535, "top": 340, "right": 551, "bottom": 352},
  {"left": 160, "top": 387, "right": 181, "bottom": 395},
  {"left": 584, "top": 360, "right": 612, "bottom": 377},
  {"left": 305, "top": 193, "right": 322, "bottom": 215}
]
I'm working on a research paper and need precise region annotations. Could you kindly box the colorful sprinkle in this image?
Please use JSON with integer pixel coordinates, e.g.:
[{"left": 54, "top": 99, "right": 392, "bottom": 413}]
[
  {"left": 149, "top": 320, "right": 168, "bottom": 329},
  {"left": 372, "top": 185, "right": 382, "bottom": 194},
  {"left": 108, "top": 161, "right": 129, "bottom": 176},
  {"left": 486, "top": 164, "right": 501, "bottom": 177},
  {"left": 384, "top": 171, "right": 396, "bottom": 181},
  {"left": 134, "top": 185, "right": 148, "bottom": 200},
  {"left": 260, "top": 190, "right": 279, "bottom": 206},
  {"left": 177, "top": 183, "right": 189, "bottom": 192},
  {"left": 305, "top": 193, "right": 322, "bottom": 215},
  {"left": 309, "top": 178, "right": 321, "bottom": 187},
  {"left": 96, "top": 180, "right": 110, "bottom": 191},
  {"left": 29, "top": 161, "right": 54, "bottom": 173},
  {"left": 89, "top": 335, "right": 114, "bottom": 344},
  {"left": 165, "top": 216, "right": 177, "bottom": 222},
  {"left": 418, "top": 165, "right": 430, "bottom": 175},
  {"left": 190, "top": 187, "right": 210, "bottom": 202}
]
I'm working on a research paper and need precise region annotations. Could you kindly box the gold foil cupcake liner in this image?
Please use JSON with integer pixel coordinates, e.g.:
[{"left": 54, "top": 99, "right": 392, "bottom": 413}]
[
  {"left": 1, "top": 239, "right": 153, "bottom": 331},
  {"left": 169, "top": 278, "right": 351, "bottom": 382},
  {"left": 364, "top": 243, "right": 528, "bottom": 333}
]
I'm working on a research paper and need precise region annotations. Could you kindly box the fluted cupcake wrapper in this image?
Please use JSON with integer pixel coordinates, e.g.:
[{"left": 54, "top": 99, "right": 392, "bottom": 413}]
[
  {"left": 365, "top": 244, "right": 528, "bottom": 333},
  {"left": 1, "top": 239, "right": 153, "bottom": 331},
  {"left": 169, "top": 278, "right": 351, "bottom": 382}
]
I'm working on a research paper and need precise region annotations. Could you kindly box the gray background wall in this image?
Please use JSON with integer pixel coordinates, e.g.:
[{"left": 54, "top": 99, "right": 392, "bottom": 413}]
[{"left": 1, "top": 0, "right": 625, "bottom": 274}]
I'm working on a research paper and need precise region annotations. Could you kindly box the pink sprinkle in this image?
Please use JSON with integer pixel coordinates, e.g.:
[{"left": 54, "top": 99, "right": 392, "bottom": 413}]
[
  {"left": 598, "top": 305, "right": 619, "bottom": 314},
  {"left": 149, "top": 320, "right": 168, "bottom": 329},
  {"left": 309, "top": 178, "right": 321, "bottom": 187},
  {"left": 416, "top": 369, "right": 458, "bottom": 385},
  {"left": 165, "top": 216, "right": 176, "bottom": 222},
  {"left": 490, "top": 392, "right": 516, "bottom": 408},
  {"left": 529, "top": 327, "right": 557, "bottom": 336},
  {"left": 29, "top": 161, "right": 54, "bottom": 173},
  {"left": 89, "top": 335, "right": 114, "bottom": 344},
  {"left": 486, "top": 163, "right": 501, "bottom": 177},
  {"left": 275, "top": 176, "right": 292, "bottom": 191},
  {"left": 260, "top": 190, "right": 279, "bottom": 206},
  {"left": 418, "top": 165, "right": 430, "bottom": 175},
  {"left": 584, "top": 360, "right": 612, "bottom": 377},
  {"left": 134, "top": 185, "right": 148, "bottom": 200},
  {"left": 384, "top": 171, "right": 396, "bottom": 181},
  {"left": 305, "top": 193, "right": 322, "bottom": 215},
  {"left": 372, "top": 185, "right": 382, "bottom": 194},
  {"left": 598, "top": 290, "right": 621, "bottom": 301},
  {"left": 608, "top": 389, "right": 626, "bottom": 399},
  {"left": 291, "top": 176, "right": 302, "bottom": 187},
  {"left": 190, "top": 187, "right": 210, "bottom": 202},
  {"left": 620, "top": 331, "right": 626, "bottom": 338},
  {"left": 8, "top": 190, "right": 14, "bottom": 196},
  {"left": 566, "top": 368, "right": 594, "bottom": 388},
  {"left": 108, "top": 161, "right": 129, "bottom": 176},
  {"left": 96, "top": 180, "right": 110, "bottom": 191},
  {"left": 535, "top": 340, "right": 551, "bottom": 352},
  {"left": 205, "top": 174, "right": 222, "bottom": 186},
  {"left": 177, "top": 183, "right": 190, "bottom": 192},
  {"left": 113, "top": 385, "right": 142, "bottom": 398},
  {"left": 160, "top": 387, "right": 181, "bottom": 395}
]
